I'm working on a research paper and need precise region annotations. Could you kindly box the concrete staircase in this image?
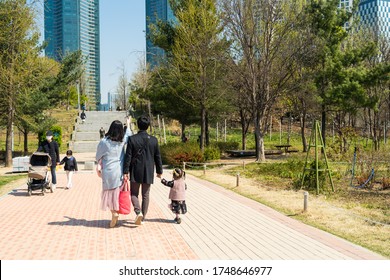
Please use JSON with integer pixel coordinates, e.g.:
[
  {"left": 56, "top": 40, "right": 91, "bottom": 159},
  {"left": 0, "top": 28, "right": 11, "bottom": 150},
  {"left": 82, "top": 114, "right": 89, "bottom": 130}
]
[{"left": 69, "top": 111, "right": 128, "bottom": 153}]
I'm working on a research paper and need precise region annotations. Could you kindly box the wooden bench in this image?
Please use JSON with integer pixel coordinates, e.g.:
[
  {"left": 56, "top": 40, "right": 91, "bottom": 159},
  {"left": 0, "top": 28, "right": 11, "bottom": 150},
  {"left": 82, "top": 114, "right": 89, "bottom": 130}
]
[
  {"left": 226, "top": 149, "right": 283, "bottom": 157},
  {"left": 226, "top": 150, "right": 256, "bottom": 157},
  {"left": 275, "top": 144, "right": 292, "bottom": 154}
]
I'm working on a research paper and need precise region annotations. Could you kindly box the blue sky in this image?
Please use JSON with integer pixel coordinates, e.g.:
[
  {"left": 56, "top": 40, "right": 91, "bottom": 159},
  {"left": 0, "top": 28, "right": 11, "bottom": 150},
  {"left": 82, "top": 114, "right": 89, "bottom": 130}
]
[
  {"left": 100, "top": 0, "right": 146, "bottom": 103},
  {"left": 32, "top": 0, "right": 146, "bottom": 104}
]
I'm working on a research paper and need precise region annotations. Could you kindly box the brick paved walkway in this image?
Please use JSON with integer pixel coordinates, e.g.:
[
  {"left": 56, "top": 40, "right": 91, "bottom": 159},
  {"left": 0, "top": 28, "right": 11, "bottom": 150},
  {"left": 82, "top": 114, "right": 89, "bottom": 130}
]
[{"left": 0, "top": 163, "right": 385, "bottom": 260}]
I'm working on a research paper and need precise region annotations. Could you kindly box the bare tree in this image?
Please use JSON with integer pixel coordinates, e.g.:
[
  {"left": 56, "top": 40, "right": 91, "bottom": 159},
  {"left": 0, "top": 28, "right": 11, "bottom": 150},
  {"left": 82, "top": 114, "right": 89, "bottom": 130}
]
[
  {"left": 116, "top": 61, "right": 129, "bottom": 111},
  {"left": 129, "top": 54, "right": 155, "bottom": 131},
  {"left": 221, "top": 0, "right": 305, "bottom": 161}
]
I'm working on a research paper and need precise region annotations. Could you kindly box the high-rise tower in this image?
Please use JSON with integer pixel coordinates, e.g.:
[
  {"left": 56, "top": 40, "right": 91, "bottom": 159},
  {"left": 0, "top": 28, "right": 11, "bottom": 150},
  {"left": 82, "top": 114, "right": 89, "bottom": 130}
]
[
  {"left": 44, "top": 0, "right": 100, "bottom": 109},
  {"left": 145, "top": 0, "right": 175, "bottom": 67},
  {"left": 358, "top": 0, "right": 390, "bottom": 39},
  {"left": 339, "top": 0, "right": 390, "bottom": 40}
]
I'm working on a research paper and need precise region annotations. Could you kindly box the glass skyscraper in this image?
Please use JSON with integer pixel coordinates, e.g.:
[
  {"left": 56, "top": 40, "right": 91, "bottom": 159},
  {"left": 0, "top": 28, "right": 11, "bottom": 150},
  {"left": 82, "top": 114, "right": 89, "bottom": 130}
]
[
  {"left": 338, "top": 0, "right": 390, "bottom": 39},
  {"left": 44, "top": 0, "right": 100, "bottom": 108},
  {"left": 145, "top": 0, "right": 175, "bottom": 67},
  {"left": 358, "top": 0, "right": 390, "bottom": 39}
]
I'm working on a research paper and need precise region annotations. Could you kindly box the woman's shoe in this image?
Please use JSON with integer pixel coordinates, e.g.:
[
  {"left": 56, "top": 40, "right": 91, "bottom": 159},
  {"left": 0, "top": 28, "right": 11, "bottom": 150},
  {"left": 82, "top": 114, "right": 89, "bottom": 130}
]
[{"left": 110, "top": 212, "right": 119, "bottom": 228}]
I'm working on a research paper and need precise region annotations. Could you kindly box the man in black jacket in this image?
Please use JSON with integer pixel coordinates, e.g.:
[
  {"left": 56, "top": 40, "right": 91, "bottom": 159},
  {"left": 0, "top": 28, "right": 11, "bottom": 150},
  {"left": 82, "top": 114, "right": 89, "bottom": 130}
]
[
  {"left": 123, "top": 116, "right": 163, "bottom": 225},
  {"left": 38, "top": 130, "right": 60, "bottom": 190}
]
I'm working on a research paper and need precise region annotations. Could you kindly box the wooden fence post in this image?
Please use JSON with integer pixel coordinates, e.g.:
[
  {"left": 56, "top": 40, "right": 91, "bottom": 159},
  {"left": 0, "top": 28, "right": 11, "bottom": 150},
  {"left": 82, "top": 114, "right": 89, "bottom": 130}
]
[{"left": 303, "top": 191, "right": 309, "bottom": 212}]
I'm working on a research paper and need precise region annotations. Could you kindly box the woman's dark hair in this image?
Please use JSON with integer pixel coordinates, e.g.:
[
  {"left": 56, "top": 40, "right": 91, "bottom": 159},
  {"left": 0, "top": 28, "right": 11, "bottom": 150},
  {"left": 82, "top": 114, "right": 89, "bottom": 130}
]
[
  {"left": 105, "top": 120, "right": 124, "bottom": 142},
  {"left": 137, "top": 115, "right": 150, "bottom": 131}
]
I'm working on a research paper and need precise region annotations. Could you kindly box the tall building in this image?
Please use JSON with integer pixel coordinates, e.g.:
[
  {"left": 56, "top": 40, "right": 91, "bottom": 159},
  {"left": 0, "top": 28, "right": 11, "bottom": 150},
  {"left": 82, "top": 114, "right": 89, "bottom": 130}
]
[
  {"left": 145, "top": 0, "right": 175, "bottom": 67},
  {"left": 44, "top": 0, "right": 100, "bottom": 109},
  {"left": 339, "top": 0, "right": 353, "bottom": 10},
  {"left": 358, "top": 0, "right": 390, "bottom": 39},
  {"left": 338, "top": 0, "right": 390, "bottom": 40}
]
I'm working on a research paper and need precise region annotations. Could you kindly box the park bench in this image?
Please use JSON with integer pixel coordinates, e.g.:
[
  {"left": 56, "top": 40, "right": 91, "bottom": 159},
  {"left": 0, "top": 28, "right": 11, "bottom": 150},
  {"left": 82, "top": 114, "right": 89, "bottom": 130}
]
[{"left": 226, "top": 149, "right": 283, "bottom": 157}]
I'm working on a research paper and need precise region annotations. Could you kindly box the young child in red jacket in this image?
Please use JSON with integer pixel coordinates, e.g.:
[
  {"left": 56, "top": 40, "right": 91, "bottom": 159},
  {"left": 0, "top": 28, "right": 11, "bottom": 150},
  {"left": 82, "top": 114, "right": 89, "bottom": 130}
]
[{"left": 161, "top": 168, "right": 187, "bottom": 224}]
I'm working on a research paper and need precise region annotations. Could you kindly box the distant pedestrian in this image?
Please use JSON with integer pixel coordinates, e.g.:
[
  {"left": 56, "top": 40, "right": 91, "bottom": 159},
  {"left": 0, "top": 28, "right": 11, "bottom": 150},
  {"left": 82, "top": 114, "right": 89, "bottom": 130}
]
[
  {"left": 161, "top": 168, "right": 187, "bottom": 224},
  {"left": 99, "top": 127, "right": 105, "bottom": 139},
  {"left": 80, "top": 110, "right": 86, "bottom": 123},
  {"left": 123, "top": 115, "right": 163, "bottom": 225},
  {"left": 96, "top": 117, "right": 132, "bottom": 228},
  {"left": 38, "top": 130, "right": 60, "bottom": 190},
  {"left": 60, "top": 150, "right": 78, "bottom": 189}
]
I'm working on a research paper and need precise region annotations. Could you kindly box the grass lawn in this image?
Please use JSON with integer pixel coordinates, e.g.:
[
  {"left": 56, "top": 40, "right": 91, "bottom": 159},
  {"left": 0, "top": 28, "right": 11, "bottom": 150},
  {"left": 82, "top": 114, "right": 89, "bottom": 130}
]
[{"left": 0, "top": 175, "right": 26, "bottom": 196}]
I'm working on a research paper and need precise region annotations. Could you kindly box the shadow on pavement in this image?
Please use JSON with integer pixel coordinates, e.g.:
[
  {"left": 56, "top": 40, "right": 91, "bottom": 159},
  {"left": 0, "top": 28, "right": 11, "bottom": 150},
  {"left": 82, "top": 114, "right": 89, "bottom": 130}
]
[
  {"left": 8, "top": 189, "right": 34, "bottom": 197},
  {"left": 48, "top": 216, "right": 109, "bottom": 229}
]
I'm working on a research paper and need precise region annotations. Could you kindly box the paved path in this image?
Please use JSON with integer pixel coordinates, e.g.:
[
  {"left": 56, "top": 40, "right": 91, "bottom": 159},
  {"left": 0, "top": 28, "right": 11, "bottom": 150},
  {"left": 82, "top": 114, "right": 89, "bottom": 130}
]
[{"left": 0, "top": 155, "right": 385, "bottom": 260}]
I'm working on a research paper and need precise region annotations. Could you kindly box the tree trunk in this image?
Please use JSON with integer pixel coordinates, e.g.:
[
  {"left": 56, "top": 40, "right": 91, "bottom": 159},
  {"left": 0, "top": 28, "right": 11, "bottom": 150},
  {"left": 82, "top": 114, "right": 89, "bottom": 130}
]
[
  {"left": 148, "top": 100, "right": 153, "bottom": 133},
  {"left": 287, "top": 116, "right": 292, "bottom": 145},
  {"left": 254, "top": 110, "right": 266, "bottom": 162},
  {"left": 205, "top": 112, "right": 210, "bottom": 146},
  {"left": 259, "top": 133, "right": 266, "bottom": 161},
  {"left": 23, "top": 130, "right": 29, "bottom": 155},
  {"left": 5, "top": 104, "right": 14, "bottom": 167},
  {"left": 181, "top": 122, "right": 186, "bottom": 142},
  {"left": 300, "top": 115, "right": 307, "bottom": 152},
  {"left": 200, "top": 106, "right": 206, "bottom": 151},
  {"left": 321, "top": 105, "right": 326, "bottom": 147},
  {"left": 240, "top": 110, "right": 248, "bottom": 150}
]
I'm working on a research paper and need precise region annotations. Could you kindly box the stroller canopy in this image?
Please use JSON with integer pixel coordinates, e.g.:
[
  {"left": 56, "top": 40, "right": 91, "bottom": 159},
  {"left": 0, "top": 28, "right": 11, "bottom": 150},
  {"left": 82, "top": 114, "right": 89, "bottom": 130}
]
[{"left": 30, "top": 152, "right": 52, "bottom": 166}]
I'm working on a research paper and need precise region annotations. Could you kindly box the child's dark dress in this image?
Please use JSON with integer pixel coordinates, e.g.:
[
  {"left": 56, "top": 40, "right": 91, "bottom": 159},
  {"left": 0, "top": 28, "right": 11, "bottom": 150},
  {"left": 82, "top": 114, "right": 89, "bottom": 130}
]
[{"left": 161, "top": 177, "right": 187, "bottom": 214}]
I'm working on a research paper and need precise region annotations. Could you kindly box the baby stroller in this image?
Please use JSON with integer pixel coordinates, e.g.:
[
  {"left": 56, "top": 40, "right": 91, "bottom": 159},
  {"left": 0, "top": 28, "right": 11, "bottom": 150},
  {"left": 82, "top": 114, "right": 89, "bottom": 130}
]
[{"left": 27, "top": 152, "right": 52, "bottom": 196}]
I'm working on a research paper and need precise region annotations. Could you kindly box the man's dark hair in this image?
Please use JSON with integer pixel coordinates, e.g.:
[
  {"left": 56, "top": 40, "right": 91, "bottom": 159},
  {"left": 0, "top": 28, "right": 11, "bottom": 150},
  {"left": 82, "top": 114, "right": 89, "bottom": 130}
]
[
  {"left": 106, "top": 120, "right": 124, "bottom": 142},
  {"left": 137, "top": 115, "right": 150, "bottom": 131}
]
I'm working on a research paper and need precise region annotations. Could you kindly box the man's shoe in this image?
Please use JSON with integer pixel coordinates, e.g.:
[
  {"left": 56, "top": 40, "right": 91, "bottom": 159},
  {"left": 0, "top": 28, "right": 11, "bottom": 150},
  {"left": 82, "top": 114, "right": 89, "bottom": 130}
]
[
  {"left": 176, "top": 217, "right": 182, "bottom": 224},
  {"left": 135, "top": 213, "right": 143, "bottom": 225}
]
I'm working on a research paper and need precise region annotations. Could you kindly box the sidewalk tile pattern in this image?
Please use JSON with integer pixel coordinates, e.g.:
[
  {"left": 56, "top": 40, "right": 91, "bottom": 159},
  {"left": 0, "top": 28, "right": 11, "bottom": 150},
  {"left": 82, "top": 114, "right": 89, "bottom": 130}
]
[{"left": 0, "top": 169, "right": 384, "bottom": 260}]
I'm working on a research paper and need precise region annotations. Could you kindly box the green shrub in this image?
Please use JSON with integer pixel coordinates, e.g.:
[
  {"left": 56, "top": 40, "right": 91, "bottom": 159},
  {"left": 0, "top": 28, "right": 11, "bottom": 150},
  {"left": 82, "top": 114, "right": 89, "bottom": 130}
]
[
  {"left": 204, "top": 146, "right": 220, "bottom": 161},
  {"left": 38, "top": 125, "right": 63, "bottom": 147},
  {"left": 300, "top": 160, "right": 327, "bottom": 192},
  {"left": 160, "top": 142, "right": 223, "bottom": 166},
  {"left": 215, "top": 141, "right": 239, "bottom": 152},
  {"left": 161, "top": 142, "right": 205, "bottom": 166}
]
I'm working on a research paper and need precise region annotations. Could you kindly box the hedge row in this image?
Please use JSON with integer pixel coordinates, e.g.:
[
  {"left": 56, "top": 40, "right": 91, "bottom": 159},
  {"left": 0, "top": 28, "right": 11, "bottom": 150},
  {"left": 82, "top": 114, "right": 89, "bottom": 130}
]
[{"left": 160, "top": 142, "right": 218, "bottom": 166}]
